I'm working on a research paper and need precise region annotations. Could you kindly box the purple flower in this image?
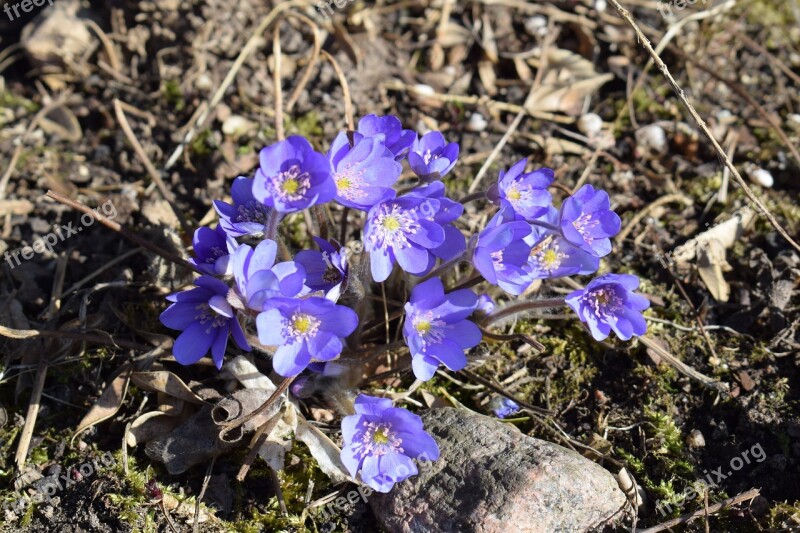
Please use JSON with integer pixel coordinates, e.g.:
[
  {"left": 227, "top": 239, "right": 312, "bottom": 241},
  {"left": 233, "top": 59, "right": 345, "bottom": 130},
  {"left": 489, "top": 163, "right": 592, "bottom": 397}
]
[
  {"left": 525, "top": 207, "right": 599, "bottom": 280},
  {"left": 213, "top": 177, "right": 272, "bottom": 237},
  {"left": 341, "top": 395, "right": 439, "bottom": 493},
  {"left": 472, "top": 204, "right": 532, "bottom": 296},
  {"left": 188, "top": 225, "right": 237, "bottom": 276},
  {"left": 364, "top": 183, "right": 464, "bottom": 282},
  {"left": 328, "top": 131, "right": 401, "bottom": 210},
  {"left": 565, "top": 273, "right": 650, "bottom": 341},
  {"left": 490, "top": 396, "right": 520, "bottom": 418},
  {"left": 487, "top": 159, "right": 553, "bottom": 220},
  {"left": 256, "top": 297, "right": 358, "bottom": 376},
  {"left": 231, "top": 240, "right": 307, "bottom": 310},
  {"left": 559, "top": 184, "right": 621, "bottom": 257},
  {"left": 160, "top": 276, "right": 250, "bottom": 369},
  {"left": 357, "top": 114, "right": 416, "bottom": 160},
  {"left": 476, "top": 294, "right": 495, "bottom": 316},
  {"left": 252, "top": 136, "right": 335, "bottom": 213},
  {"left": 407, "top": 131, "right": 459, "bottom": 181},
  {"left": 294, "top": 237, "right": 349, "bottom": 301},
  {"left": 403, "top": 278, "right": 482, "bottom": 381}
]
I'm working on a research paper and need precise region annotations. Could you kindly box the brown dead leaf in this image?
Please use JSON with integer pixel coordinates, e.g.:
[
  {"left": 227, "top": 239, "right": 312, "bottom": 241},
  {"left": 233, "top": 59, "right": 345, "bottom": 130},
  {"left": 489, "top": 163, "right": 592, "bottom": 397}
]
[
  {"left": 72, "top": 363, "right": 132, "bottom": 444},
  {"left": 526, "top": 49, "right": 613, "bottom": 116},
  {"left": 697, "top": 239, "right": 731, "bottom": 302},
  {"left": 125, "top": 411, "right": 183, "bottom": 447},
  {"left": 131, "top": 371, "right": 205, "bottom": 405}
]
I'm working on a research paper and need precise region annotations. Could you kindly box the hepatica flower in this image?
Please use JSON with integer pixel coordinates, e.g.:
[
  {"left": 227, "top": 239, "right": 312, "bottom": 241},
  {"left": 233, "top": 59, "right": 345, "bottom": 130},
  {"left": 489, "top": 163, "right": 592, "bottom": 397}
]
[
  {"left": 213, "top": 177, "right": 272, "bottom": 237},
  {"left": 403, "top": 278, "right": 481, "bottom": 381},
  {"left": 328, "top": 131, "right": 401, "bottom": 210},
  {"left": 364, "top": 185, "right": 464, "bottom": 282},
  {"left": 408, "top": 131, "right": 459, "bottom": 181},
  {"left": 526, "top": 207, "right": 599, "bottom": 280},
  {"left": 188, "top": 225, "right": 237, "bottom": 276},
  {"left": 231, "top": 240, "right": 307, "bottom": 310},
  {"left": 487, "top": 159, "right": 553, "bottom": 220},
  {"left": 253, "top": 136, "right": 335, "bottom": 213},
  {"left": 559, "top": 184, "right": 621, "bottom": 257},
  {"left": 256, "top": 297, "right": 358, "bottom": 376},
  {"left": 341, "top": 395, "right": 439, "bottom": 493},
  {"left": 472, "top": 204, "right": 532, "bottom": 296},
  {"left": 489, "top": 396, "right": 520, "bottom": 419},
  {"left": 160, "top": 276, "right": 250, "bottom": 369},
  {"left": 565, "top": 273, "right": 650, "bottom": 341},
  {"left": 357, "top": 114, "right": 416, "bottom": 160},
  {"left": 294, "top": 237, "right": 349, "bottom": 301}
]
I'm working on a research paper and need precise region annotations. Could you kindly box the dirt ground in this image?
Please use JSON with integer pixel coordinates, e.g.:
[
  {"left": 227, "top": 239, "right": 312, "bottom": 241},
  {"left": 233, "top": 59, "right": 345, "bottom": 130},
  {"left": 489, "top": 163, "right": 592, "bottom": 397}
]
[{"left": 0, "top": 0, "right": 799, "bottom": 531}]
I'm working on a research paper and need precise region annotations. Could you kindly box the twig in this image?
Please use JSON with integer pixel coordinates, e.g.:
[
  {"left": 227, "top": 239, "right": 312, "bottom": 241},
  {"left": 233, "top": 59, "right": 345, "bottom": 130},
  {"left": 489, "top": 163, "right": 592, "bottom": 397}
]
[
  {"left": 284, "top": 12, "right": 322, "bottom": 112},
  {"left": 636, "top": 488, "right": 760, "bottom": 533},
  {"left": 14, "top": 358, "right": 47, "bottom": 468},
  {"left": 321, "top": 50, "right": 354, "bottom": 130},
  {"left": 617, "top": 193, "right": 693, "bottom": 242},
  {"left": 638, "top": 335, "right": 727, "bottom": 393},
  {"left": 273, "top": 26, "right": 285, "bottom": 141},
  {"left": 608, "top": 0, "right": 800, "bottom": 255},
  {"left": 458, "top": 369, "right": 554, "bottom": 416},
  {"left": 192, "top": 457, "right": 216, "bottom": 533},
  {"left": 220, "top": 377, "right": 293, "bottom": 438},
  {"left": 482, "top": 297, "right": 567, "bottom": 325},
  {"left": 113, "top": 99, "right": 191, "bottom": 235},
  {"left": 45, "top": 190, "right": 197, "bottom": 272}
]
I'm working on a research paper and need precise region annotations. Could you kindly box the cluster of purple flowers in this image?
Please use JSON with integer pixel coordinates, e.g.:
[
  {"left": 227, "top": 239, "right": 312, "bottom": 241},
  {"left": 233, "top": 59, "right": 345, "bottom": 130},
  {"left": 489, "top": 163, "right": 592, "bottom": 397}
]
[{"left": 158, "top": 113, "right": 649, "bottom": 493}]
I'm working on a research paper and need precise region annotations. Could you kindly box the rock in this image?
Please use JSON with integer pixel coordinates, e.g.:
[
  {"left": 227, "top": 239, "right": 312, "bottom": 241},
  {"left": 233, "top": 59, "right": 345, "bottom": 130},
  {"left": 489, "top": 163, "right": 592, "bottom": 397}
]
[
  {"left": 372, "top": 408, "right": 627, "bottom": 533},
  {"left": 635, "top": 124, "right": 667, "bottom": 156},
  {"left": 467, "top": 113, "right": 488, "bottom": 132},
  {"left": 577, "top": 113, "right": 603, "bottom": 136},
  {"left": 746, "top": 166, "right": 774, "bottom": 188},
  {"left": 686, "top": 429, "right": 706, "bottom": 448}
]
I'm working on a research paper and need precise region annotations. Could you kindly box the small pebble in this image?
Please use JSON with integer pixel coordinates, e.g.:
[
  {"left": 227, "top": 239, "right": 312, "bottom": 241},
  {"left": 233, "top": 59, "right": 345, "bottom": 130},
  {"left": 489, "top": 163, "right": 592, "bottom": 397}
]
[
  {"left": 195, "top": 73, "right": 213, "bottom": 91},
  {"left": 524, "top": 16, "right": 548, "bottom": 37},
  {"left": 413, "top": 84, "right": 435, "bottom": 96},
  {"left": 747, "top": 167, "right": 774, "bottom": 188},
  {"left": 467, "top": 113, "right": 487, "bottom": 132},
  {"left": 686, "top": 429, "right": 706, "bottom": 448},
  {"left": 635, "top": 124, "right": 667, "bottom": 155},
  {"left": 578, "top": 113, "right": 603, "bottom": 136},
  {"left": 222, "top": 115, "right": 255, "bottom": 138}
]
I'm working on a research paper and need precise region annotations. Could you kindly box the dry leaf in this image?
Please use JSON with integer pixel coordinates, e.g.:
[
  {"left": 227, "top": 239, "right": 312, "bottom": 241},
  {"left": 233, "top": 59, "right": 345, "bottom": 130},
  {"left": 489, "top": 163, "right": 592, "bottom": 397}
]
[
  {"left": 296, "top": 416, "right": 350, "bottom": 484},
  {"left": 72, "top": 363, "right": 132, "bottom": 444},
  {"left": 525, "top": 49, "right": 613, "bottom": 115},
  {"left": 697, "top": 239, "right": 731, "bottom": 302},
  {"left": 131, "top": 371, "right": 205, "bottom": 404},
  {"left": 126, "top": 411, "right": 182, "bottom": 447}
]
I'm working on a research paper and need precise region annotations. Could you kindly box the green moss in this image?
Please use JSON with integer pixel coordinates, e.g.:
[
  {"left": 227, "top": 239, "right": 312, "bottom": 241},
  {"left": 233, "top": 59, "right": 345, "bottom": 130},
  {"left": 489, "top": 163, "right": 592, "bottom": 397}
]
[
  {"left": 190, "top": 128, "right": 215, "bottom": 157},
  {"left": 161, "top": 80, "right": 186, "bottom": 112}
]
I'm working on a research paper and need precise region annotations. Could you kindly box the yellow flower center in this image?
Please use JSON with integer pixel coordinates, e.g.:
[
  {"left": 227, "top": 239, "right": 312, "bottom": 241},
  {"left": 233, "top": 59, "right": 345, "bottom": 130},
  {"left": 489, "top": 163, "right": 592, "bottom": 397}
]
[
  {"left": 282, "top": 179, "right": 300, "bottom": 195},
  {"left": 415, "top": 320, "right": 431, "bottom": 336},
  {"left": 336, "top": 177, "right": 351, "bottom": 190},
  {"left": 382, "top": 216, "right": 401, "bottom": 231},
  {"left": 507, "top": 188, "right": 521, "bottom": 200},
  {"left": 293, "top": 316, "right": 312, "bottom": 333},
  {"left": 542, "top": 249, "right": 559, "bottom": 266},
  {"left": 372, "top": 427, "right": 390, "bottom": 444}
]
